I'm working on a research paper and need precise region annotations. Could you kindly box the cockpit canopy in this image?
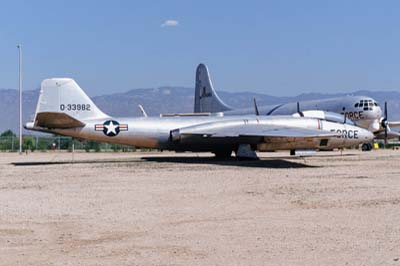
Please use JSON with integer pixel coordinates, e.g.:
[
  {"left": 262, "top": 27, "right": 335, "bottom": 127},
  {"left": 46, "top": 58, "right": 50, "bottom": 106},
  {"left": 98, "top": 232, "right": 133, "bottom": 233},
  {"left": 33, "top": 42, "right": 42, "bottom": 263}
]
[{"left": 354, "top": 99, "right": 378, "bottom": 111}]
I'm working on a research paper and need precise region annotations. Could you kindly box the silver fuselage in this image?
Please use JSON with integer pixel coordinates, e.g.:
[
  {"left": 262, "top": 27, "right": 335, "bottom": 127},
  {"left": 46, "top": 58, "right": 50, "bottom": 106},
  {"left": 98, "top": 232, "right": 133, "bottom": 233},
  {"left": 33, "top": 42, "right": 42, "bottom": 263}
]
[{"left": 35, "top": 115, "right": 373, "bottom": 152}]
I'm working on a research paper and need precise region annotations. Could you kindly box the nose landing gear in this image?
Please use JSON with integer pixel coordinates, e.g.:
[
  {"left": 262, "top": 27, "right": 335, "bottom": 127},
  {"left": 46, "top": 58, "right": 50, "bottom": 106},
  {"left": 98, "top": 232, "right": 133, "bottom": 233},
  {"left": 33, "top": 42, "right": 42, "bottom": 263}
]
[{"left": 361, "top": 143, "right": 373, "bottom": 151}]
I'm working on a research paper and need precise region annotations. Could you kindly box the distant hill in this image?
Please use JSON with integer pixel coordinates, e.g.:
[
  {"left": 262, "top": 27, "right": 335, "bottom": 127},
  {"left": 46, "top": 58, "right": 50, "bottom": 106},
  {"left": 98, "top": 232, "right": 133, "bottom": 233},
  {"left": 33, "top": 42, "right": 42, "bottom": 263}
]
[{"left": 1, "top": 87, "right": 399, "bottom": 133}]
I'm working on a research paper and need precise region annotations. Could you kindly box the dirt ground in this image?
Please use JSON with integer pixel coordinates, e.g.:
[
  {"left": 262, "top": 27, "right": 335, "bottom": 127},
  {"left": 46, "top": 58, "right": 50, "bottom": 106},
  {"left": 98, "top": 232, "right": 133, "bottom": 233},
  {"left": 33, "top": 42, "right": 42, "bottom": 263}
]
[{"left": 0, "top": 150, "right": 400, "bottom": 266}]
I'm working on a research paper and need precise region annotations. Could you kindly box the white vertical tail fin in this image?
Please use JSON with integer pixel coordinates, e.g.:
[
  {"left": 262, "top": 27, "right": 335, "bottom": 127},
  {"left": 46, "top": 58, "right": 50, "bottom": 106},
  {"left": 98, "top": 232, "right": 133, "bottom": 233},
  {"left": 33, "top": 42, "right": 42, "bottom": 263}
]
[
  {"left": 194, "top": 64, "right": 232, "bottom": 113},
  {"left": 32, "top": 78, "right": 108, "bottom": 128}
]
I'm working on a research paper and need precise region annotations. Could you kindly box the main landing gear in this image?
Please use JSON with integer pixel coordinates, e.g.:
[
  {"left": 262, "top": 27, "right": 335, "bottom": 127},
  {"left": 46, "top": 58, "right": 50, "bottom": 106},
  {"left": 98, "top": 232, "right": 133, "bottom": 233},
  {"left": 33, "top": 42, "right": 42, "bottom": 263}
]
[
  {"left": 213, "top": 150, "right": 232, "bottom": 159},
  {"left": 213, "top": 144, "right": 259, "bottom": 160}
]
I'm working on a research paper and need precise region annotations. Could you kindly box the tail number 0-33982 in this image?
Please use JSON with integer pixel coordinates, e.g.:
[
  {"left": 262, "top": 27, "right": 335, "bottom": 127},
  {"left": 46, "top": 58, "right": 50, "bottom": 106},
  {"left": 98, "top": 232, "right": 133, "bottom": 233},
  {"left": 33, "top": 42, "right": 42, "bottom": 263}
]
[{"left": 60, "top": 104, "right": 91, "bottom": 111}]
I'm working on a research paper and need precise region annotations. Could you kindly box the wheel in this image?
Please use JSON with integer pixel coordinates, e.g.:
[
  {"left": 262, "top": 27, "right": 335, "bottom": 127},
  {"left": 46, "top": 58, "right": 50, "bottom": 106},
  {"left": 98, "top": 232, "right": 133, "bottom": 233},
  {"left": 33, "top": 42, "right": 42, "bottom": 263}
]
[
  {"left": 213, "top": 150, "right": 232, "bottom": 159},
  {"left": 361, "top": 143, "right": 372, "bottom": 151}
]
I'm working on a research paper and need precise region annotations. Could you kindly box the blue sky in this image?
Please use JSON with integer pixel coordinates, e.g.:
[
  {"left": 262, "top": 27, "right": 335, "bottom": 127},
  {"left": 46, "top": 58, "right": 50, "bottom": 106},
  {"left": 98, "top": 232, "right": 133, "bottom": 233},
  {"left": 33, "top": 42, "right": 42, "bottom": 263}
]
[{"left": 1, "top": 0, "right": 400, "bottom": 96}]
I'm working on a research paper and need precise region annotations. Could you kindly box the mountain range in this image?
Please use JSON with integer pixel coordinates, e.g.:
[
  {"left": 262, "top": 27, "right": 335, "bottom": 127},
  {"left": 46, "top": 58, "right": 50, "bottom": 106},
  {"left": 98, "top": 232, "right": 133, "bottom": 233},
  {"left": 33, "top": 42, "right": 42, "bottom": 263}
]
[{"left": 1, "top": 87, "right": 399, "bottom": 134}]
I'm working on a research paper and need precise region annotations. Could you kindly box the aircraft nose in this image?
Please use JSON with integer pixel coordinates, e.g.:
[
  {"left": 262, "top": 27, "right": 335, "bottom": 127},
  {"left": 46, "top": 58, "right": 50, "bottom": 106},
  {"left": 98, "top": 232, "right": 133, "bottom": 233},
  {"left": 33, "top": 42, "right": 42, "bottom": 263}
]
[{"left": 361, "top": 129, "right": 374, "bottom": 142}]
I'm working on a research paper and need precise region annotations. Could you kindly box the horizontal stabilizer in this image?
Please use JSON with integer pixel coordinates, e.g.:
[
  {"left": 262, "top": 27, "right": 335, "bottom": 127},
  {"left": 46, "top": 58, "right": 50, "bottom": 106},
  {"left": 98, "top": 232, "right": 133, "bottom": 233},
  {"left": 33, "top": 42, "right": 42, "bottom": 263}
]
[{"left": 35, "top": 112, "right": 85, "bottom": 129}]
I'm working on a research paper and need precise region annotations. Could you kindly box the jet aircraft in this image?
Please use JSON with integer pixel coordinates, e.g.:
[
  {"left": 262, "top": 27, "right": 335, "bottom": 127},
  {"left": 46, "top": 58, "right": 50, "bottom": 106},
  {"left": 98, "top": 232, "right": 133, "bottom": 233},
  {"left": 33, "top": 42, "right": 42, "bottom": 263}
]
[
  {"left": 194, "top": 64, "right": 400, "bottom": 148},
  {"left": 25, "top": 78, "right": 373, "bottom": 159}
]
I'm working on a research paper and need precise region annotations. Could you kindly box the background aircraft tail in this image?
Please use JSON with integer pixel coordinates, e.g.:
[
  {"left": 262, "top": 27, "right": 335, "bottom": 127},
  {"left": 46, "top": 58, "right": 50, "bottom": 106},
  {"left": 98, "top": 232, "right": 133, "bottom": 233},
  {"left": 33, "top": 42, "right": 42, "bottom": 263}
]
[
  {"left": 194, "top": 64, "right": 232, "bottom": 113},
  {"left": 30, "top": 78, "right": 108, "bottom": 129}
]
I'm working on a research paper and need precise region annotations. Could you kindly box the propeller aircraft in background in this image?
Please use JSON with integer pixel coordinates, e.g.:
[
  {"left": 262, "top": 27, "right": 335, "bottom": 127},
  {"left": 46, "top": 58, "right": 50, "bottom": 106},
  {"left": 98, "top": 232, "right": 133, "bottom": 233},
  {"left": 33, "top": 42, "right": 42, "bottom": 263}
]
[{"left": 193, "top": 64, "right": 400, "bottom": 149}]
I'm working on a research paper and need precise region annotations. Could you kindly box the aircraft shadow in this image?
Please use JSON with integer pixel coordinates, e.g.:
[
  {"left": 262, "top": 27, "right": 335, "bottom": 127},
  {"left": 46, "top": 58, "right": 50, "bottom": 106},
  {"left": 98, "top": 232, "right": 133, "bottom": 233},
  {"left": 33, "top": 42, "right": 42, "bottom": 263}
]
[
  {"left": 141, "top": 156, "right": 317, "bottom": 169},
  {"left": 12, "top": 159, "right": 134, "bottom": 166},
  {"left": 12, "top": 156, "right": 317, "bottom": 169}
]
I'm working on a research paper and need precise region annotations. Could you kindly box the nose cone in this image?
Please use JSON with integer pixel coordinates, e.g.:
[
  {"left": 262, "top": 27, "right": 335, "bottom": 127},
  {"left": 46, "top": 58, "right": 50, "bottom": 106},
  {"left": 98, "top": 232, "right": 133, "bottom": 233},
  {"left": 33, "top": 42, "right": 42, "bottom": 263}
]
[
  {"left": 364, "top": 106, "right": 382, "bottom": 120},
  {"left": 360, "top": 128, "right": 374, "bottom": 142}
]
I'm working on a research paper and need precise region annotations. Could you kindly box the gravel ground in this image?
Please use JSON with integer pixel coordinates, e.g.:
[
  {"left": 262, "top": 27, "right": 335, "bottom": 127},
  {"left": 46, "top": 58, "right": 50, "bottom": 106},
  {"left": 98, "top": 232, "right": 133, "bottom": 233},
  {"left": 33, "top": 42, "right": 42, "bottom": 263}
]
[{"left": 0, "top": 150, "right": 400, "bottom": 266}]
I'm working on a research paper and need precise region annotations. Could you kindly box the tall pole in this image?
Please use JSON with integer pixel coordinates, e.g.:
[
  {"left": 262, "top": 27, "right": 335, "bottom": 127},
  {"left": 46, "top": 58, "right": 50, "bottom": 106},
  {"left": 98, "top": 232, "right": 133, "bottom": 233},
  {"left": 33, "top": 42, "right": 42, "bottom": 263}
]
[{"left": 17, "top": 45, "right": 22, "bottom": 154}]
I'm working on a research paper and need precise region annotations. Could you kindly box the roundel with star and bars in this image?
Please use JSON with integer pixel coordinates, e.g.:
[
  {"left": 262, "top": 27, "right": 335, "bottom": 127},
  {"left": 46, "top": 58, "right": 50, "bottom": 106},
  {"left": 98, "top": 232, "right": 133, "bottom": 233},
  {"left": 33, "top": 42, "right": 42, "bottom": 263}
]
[{"left": 95, "top": 120, "right": 128, "bottom": 137}]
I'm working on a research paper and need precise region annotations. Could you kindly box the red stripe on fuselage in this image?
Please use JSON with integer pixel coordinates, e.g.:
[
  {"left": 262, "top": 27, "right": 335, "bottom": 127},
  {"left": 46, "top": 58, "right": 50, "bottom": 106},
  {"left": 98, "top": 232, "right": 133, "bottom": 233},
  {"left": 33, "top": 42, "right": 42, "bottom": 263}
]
[{"left": 119, "top": 124, "right": 128, "bottom": 131}]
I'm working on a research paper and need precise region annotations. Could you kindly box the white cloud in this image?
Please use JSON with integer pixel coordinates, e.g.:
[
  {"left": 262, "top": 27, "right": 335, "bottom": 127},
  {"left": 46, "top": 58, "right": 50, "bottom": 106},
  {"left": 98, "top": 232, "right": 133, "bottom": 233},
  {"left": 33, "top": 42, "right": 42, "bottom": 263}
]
[{"left": 161, "top": 20, "right": 179, "bottom": 28}]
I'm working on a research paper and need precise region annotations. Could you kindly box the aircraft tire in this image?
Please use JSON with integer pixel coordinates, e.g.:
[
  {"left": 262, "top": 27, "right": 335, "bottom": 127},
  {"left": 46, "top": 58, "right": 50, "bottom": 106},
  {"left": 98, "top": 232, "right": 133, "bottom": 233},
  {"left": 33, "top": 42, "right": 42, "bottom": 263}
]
[
  {"left": 361, "top": 143, "right": 372, "bottom": 151},
  {"left": 213, "top": 150, "right": 232, "bottom": 159}
]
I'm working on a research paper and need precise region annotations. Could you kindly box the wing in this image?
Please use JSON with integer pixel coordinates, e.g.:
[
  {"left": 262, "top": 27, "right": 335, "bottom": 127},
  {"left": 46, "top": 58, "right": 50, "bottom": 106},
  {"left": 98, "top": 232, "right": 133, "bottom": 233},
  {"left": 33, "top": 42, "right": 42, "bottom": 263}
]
[
  {"left": 174, "top": 123, "right": 338, "bottom": 140},
  {"left": 374, "top": 130, "right": 400, "bottom": 140},
  {"left": 388, "top": 121, "right": 400, "bottom": 128}
]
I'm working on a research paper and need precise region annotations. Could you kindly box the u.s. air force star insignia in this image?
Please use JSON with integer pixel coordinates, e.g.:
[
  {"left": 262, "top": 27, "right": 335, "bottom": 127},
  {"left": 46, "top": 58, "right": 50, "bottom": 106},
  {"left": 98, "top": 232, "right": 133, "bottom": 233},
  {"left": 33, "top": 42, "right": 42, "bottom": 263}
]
[{"left": 95, "top": 120, "right": 128, "bottom": 137}]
